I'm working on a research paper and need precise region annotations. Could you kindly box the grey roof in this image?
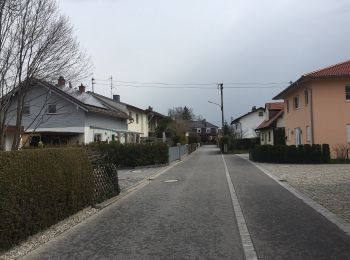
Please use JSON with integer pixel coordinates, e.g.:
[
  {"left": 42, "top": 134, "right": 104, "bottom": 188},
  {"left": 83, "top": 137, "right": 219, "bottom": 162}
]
[
  {"left": 188, "top": 120, "right": 219, "bottom": 129},
  {"left": 35, "top": 79, "right": 129, "bottom": 119}
]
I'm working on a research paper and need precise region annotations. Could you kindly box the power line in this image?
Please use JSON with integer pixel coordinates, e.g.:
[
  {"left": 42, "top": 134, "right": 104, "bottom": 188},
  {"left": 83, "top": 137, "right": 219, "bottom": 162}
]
[
  {"left": 94, "top": 83, "right": 283, "bottom": 89},
  {"left": 93, "top": 78, "right": 288, "bottom": 86}
]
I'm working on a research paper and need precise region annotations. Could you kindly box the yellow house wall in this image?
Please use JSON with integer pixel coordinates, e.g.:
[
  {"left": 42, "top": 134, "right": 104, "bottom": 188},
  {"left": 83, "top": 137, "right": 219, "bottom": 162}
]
[
  {"left": 284, "top": 86, "right": 312, "bottom": 145},
  {"left": 312, "top": 79, "right": 350, "bottom": 157}
]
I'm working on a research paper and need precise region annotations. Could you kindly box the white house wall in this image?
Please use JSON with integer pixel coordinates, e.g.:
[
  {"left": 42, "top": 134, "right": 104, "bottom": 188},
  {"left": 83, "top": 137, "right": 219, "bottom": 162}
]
[
  {"left": 127, "top": 108, "right": 149, "bottom": 138},
  {"left": 84, "top": 112, "right": 128, "bottom": 143},
  {"left": 238, "top": 111, "right": 265, "bottom": 138}
]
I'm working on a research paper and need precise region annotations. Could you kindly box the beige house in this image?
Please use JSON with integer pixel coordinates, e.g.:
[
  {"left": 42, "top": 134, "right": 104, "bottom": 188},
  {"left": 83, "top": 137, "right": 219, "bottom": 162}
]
[
  {"left": 273, "top": 59, "right": 350, "bottom": 158},
  {"left": 256, "top": 102, "right": 284, "bottom": 145}
]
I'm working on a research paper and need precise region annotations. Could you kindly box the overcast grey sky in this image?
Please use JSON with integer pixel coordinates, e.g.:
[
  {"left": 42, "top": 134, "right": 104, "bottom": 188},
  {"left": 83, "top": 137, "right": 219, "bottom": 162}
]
[{"left": 59, "top": 0, "right": 350, "bottom": 126}]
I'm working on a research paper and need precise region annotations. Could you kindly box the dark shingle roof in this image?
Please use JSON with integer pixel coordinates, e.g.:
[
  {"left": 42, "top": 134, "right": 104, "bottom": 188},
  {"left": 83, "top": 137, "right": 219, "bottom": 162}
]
[{"left": 188, "top": 120, "right": 218, "bottom": 129}]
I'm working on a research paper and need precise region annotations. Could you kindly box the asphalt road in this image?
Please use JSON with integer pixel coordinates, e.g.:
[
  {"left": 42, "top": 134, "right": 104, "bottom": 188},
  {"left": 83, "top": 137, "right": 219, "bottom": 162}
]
[
  {"left": 23, "top": 146, "right": 350, "bottom": 259},
  {"left": 23, "top": 146, "right": 244, "bottom": 260}
]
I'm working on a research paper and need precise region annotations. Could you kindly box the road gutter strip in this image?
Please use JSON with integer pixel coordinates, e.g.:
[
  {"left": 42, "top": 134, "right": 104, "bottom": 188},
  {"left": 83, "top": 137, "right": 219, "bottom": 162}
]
[
  {"left": 237, "top": 154, "right": 350, "bottom": 236},
  {"left": 221, "top": 154, "right": 258, "bottom": 260}
]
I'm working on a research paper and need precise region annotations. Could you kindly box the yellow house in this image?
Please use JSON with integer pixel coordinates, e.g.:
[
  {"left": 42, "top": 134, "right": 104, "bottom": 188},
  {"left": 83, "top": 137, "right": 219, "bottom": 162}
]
[{"left": 274, "top": 59, "right": 350, "bottom": 158}]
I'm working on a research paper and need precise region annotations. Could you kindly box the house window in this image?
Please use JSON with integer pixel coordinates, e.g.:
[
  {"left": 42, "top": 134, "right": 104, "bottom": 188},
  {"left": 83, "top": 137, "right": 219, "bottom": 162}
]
[
  {"left": 47, "top": 104, "right": 57, "bottom": 114},
  {"left": 305, "top": 90, "right": 309, "bottom": 105},
  {"left": 268, "top": 131, "right": 271, "bottom": 142},
  {"left": 111, "top": 134, "right": 115, "bottom": 141},
  {"left": 136, "top": 113, "right": 139, "bottom": 124},
  {"left": 306, "top": 126, "right": 311, "bottom": 142},
  {"left": 347, "top": 125, "right": 350, "bottom": 143},
  {"left": 286, "top": 100, "right": 289, "bottom": 113},
  {"left": 197, "top": 128, "right": 201, "bottom": 133},
  {"left": 206, "top": 128, "right": 211, "bottom": 133},
  {"left": 23, "top": 105, "right": 30, "bottom": 115},
  {"left": 258, "top": 111, "right": 263, "bottom": 117},
  {"left": 94, "top": 133, "right": 102, "bottom": 143},
  {"left": 293, "top": 96, "right": 300, "bottom": 109},
  {"left": 345, "top": 86, "right": 350, "bottom": 100}
]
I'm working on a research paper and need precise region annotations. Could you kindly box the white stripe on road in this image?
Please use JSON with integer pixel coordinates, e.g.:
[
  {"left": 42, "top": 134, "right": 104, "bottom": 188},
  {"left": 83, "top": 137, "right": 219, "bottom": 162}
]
[{"left": 221, "top": 154, "right": 258, "bottom": 260}]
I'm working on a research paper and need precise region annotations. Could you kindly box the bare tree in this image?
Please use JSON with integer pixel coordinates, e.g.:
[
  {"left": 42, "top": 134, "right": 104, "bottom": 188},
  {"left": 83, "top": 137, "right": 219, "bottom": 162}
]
[{"left": 0, "top": 0, "right": 91, "bottom": 150}]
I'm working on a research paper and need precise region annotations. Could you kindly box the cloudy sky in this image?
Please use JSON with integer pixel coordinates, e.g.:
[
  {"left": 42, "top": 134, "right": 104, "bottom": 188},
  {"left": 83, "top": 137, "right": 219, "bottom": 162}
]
[{"left": 59, "top": 0, "right": 350, "bottom": 127}]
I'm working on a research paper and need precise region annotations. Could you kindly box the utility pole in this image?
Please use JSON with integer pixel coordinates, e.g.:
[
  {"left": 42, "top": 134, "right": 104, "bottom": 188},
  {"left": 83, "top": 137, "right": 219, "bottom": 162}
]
[
  {"left": 219, "top": 83, "right": 224, "bottom": 130},
  {"left": 91, "top": 77, "right": 95, "bottom": 93},
  {"left": 110, "top": 76, "right": 113, "bottom": 98}
]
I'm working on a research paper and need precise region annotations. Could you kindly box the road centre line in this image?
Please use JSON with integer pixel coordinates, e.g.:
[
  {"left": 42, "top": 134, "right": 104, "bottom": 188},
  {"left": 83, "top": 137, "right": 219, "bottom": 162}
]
[{"left": 221, "top": 154, "right": 258, "bottom": 260}]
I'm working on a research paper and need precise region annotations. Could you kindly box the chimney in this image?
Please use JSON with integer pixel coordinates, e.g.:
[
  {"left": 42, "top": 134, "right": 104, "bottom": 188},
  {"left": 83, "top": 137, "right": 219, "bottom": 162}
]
[
  {"left": 79, "top": 83, "right": 85, "bottom": 93},
  {"left": 148, "top": 106, "right": 153, "bottom": 111},
  {"left": 252, "top": 106, "right": 257, "bottom": 111},
  {"left": 113, "top": 95, "right": 120, "bottom": 102},
  {"left": 57, "top": 76, "right": 66, "bottom": 87}
]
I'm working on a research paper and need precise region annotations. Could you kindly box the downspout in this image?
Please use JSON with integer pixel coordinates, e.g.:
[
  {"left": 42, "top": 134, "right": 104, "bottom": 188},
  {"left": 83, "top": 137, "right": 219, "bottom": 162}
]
[{"left": 310, "top": 87, "right": 315, "bottom": 145}]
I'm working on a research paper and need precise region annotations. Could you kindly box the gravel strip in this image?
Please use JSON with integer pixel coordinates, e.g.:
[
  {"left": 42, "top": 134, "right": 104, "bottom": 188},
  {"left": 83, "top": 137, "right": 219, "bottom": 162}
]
[
  {"left": 0, "top": 207, "right": 98, "bottom": 260},
  {"left": 0, "top": 166, "right": 167, "bottom": 260},
  {"left": 240, "top": 154, "right": 350, "bottom": 224}
]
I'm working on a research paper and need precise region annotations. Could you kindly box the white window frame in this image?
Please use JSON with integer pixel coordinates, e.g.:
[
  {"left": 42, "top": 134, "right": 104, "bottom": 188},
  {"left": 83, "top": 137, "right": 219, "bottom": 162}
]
[
  {"left": 206, "top": 128, "right": 211, "bottom": 133},
  {"left": 197, "top": 128, "right": 201, "bottom": 133}
]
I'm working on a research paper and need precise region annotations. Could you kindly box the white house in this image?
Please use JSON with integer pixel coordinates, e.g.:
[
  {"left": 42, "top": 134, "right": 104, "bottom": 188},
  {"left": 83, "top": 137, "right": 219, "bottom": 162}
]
[
  {"left": 231, "top": 106, "right": 265, "bottom": 138},
  {"left": 90, "top": 93, "right": 149, "bottom": 142},
  {"left": 5, "top": 77, "right": 132, "bottom": 148},
  {"left": 255, "top": 102, "right": 285, "bottom": 145}
]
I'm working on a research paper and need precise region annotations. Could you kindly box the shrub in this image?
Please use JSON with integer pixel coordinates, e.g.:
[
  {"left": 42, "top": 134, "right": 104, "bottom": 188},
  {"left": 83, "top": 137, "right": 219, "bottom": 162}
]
[
  {"left": 88, "top": 142, "right": 169, "bottom": 167},
  {"left": 188, "top": 135, "right": 200, "bottom": 144},
  {"left": 0, "top": 148, "right": 94, "bottom": 251},
  {"left": 250, "top": 144, "right": 330, "bottom": 164},
  {"left": 230, "top": 137, "right": 259, "bottom": 151}
]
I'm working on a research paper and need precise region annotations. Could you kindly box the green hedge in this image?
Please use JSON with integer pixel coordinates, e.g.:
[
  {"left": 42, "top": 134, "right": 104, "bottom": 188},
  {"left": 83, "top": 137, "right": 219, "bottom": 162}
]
[
  {"left": 0, "top": 148, "right": 94, "bottom": 251},
  {"left": 250, "top": 144, "right": 330, "bottom": 163},
  {"left": 230, "top": 138, "right": 260, "bottom": 150},
  {"left": 88, "top": 142, "right": 169, "bottom": 167}
]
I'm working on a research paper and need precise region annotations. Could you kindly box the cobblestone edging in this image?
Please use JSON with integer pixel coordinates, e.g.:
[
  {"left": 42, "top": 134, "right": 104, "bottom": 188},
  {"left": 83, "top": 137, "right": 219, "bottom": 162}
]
[
  {"left": 0, "top": 207, "right": 98, "bottom": 260},
  {"left": 0, "top": 165, "right": 169, "bottom": 260},
  {"left": 239, "top": 154, "right": 350, "bottom": 224}
]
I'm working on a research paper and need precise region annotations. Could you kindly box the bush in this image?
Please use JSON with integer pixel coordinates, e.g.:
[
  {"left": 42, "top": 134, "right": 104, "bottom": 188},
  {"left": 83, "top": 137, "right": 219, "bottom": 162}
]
[
  {"left": 88, "top": 142, "right": 169, "bottom": 167},
  {"left": 0, "top": 148, "right": 94, "bottom": 251},
  {"left": 229, "top": 138, "right": 259, "bottom": 151},
  {"left": 250, "top": 144, "right": 330, "bottom": 164},
  {"left": 188, "top": 135, "right": 200, "bottom": 144}
]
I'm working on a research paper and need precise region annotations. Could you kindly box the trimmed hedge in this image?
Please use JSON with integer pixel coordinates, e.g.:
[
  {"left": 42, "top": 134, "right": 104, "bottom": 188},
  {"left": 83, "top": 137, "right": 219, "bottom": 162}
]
[
  {"left": 230, "top": 138, "right": 260, "bottom": 150},
  {"left": 0, "top": 148, "right": 94, "bottom": 252},
  {"left": 250, "top": 144, "right": 330, "bottom": 163},
  {"left": 88, "top": 142, "right": 169, "bottom": 167}
]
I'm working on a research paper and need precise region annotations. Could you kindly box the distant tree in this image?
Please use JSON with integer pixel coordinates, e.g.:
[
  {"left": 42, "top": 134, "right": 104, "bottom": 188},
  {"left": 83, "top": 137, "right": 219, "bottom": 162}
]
[
  {"left": 168, "top": 106, "right": 195, "bottom": 120},
  {"left": 182, "top": 106, "right": 192, "bottom": 120}
]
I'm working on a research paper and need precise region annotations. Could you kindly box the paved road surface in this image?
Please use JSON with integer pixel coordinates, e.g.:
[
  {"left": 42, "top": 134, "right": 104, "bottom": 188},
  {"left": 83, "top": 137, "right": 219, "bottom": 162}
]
[{"left": 23, "top": 146, "right": 350, "bottom": 259}]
